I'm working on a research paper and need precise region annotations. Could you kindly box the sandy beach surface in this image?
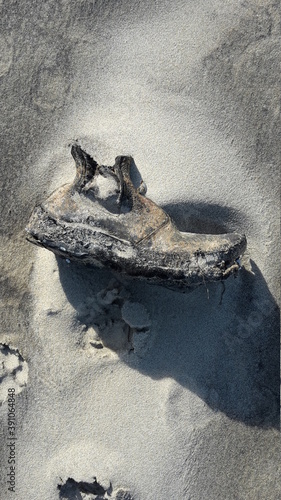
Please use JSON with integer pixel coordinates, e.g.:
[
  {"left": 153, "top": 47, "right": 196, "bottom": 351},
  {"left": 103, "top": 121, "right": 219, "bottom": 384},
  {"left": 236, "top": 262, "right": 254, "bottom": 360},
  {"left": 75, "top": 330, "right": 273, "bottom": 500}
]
[{"left": 0, "top": 1, "right": 280, "bottom": 499}]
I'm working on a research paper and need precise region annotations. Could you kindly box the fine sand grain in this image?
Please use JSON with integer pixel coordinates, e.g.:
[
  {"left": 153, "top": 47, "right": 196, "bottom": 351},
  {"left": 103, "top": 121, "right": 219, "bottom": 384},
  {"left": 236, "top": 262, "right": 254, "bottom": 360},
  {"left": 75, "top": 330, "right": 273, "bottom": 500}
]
[{"left": 0, "top": 1, "right": 280, "bottom": 499}]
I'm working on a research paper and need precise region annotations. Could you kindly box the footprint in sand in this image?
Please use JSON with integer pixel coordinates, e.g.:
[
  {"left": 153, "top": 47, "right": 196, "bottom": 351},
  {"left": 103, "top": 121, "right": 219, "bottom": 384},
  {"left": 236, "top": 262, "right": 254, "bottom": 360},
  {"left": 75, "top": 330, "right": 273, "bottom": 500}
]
[
  {"left": 0, "top": 344, "right": 28, "bottom": 402},
  {"left": 58, "top": 476, "right": 133, "bottom": 499},
  {"left": 78, "top": 281, "right": 152, "bottom": 357}
]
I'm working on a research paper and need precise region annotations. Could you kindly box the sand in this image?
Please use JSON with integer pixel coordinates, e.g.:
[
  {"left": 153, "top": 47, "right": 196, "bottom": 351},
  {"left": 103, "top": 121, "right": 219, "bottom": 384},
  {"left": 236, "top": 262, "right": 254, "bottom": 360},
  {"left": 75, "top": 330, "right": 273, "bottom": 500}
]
[{"left": 0, "top": 1, "right": 280, "bottom": 499}]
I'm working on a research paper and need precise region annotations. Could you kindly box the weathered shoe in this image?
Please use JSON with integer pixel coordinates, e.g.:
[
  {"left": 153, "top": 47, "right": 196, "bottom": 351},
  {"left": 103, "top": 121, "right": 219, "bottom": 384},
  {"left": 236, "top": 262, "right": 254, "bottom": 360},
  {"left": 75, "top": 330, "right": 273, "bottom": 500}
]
[{"left": 26, "top": 145, "right": 247, "bottom": 290}]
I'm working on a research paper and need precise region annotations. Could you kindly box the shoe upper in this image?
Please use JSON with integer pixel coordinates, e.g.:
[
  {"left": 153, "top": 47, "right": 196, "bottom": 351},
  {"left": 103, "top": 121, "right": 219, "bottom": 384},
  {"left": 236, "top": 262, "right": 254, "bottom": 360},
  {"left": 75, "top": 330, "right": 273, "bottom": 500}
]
[
  {"left": 39, "top": 147, "right": 170, "bottom": 246},
  {"left": 26, "top": 145, "right": 247, "bottom": 288}
]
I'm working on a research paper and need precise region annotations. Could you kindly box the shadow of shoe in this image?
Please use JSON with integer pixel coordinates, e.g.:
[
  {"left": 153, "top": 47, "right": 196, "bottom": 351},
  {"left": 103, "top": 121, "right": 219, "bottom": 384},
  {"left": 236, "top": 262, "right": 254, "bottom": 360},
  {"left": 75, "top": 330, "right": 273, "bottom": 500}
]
[
  {"left": 162, "top": 201, "right": 248, "bottom": 235},
  {"left": 57, "top": 245, "right": 279, "bottom": 430}
]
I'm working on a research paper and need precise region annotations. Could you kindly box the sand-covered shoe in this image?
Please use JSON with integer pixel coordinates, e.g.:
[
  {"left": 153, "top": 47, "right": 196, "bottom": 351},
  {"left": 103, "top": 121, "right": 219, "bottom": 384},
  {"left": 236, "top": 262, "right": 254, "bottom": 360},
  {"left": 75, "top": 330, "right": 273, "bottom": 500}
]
[{"left": 26, "top": 145, "right": 247, "bottom": 290}]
